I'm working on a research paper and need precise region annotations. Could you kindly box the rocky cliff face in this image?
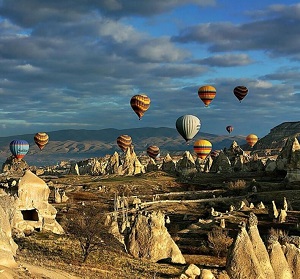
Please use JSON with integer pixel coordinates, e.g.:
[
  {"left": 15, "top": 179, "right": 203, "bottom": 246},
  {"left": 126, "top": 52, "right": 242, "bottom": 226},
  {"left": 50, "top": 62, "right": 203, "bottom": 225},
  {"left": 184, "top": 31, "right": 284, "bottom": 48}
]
[{"left": 255, "top": 122, "right": 300, "bottom": 150}]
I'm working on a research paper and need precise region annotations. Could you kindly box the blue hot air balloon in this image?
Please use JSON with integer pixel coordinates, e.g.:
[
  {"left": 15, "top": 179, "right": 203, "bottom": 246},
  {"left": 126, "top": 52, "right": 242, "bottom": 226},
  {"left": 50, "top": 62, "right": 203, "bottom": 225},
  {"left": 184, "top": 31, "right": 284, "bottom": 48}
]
[{"left": 9, "top": 140, "right": 29, "bottom": 160}]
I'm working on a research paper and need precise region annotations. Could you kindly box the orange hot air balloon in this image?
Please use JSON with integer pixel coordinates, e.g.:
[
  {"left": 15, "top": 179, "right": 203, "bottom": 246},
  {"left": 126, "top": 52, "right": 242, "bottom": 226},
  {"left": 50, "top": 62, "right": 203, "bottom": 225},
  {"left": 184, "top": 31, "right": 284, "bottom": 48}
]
[
  {"left": 198, "top": 85, "right": 216, "bottom": 107},
  {"left": 130, "top": 94, "right": 151, "bottom": 120},
  {"left": 117, "top": 135, "right": 132, "bottom": 152},
  {"left": 233, "top": 86, "right": 248, "bottom": 102},
  {"left": 194, "top": 139, "right": 212, "bottom": 159},
  {"left": 34, "top": 132, "right": 49, "bottom": 150},
  {"left": 246, "top": 134, "right": 258, "bottom": 148},
  {"left": 226, "top": 125, "right": 234, "bottom": 134},
  {"left": 147, "top": 145, "right": 160, "bottom": 160}
]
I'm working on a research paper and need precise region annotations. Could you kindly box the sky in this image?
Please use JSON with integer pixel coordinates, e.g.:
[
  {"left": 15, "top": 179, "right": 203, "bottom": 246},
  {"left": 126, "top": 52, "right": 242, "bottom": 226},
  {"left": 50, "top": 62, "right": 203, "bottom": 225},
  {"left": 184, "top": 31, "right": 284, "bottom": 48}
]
[{"left": 0, "top": 0, "right": 300, "bottom": 138}]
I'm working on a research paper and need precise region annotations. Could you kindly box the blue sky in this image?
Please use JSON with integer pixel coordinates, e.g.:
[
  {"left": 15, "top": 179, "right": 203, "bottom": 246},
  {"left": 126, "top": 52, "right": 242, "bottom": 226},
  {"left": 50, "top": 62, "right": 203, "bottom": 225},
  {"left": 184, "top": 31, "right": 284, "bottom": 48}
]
[{"left": 0, "top": 0, "right": 300, "bottom": 138}]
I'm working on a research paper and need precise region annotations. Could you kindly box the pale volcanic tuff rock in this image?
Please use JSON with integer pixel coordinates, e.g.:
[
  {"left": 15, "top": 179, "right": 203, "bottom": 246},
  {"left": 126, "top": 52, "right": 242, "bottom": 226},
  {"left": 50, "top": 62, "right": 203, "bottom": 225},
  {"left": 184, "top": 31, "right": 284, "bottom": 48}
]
[
  {"left": 126, "top": 211, "right": 186, "bottom": 264},
  {"left": 247, "top": 213, "right": 275, "bottom": 279},
  {"left": 161, "top": 153, "right": 176, "bottom": 173},
  {"left": 0, "top": 195, "right": 18, "bottom": 267},
  {"left": 282, "top": 243, "right": 300, "bottom": 279},
  {"left": 12, "top": 170, "right": 64, "bottom": 236},
  {"left": 175, "top": 151, "right": 197, "bottom": 175},
  {"left": 210, "top": 150, "right": 232, "bottom": 173},
  {"left": 267, "top": 235, "right": 293, "bottom": 279},
  {"left": 226, "top": 224, "right": 266, "bottom": 279}
]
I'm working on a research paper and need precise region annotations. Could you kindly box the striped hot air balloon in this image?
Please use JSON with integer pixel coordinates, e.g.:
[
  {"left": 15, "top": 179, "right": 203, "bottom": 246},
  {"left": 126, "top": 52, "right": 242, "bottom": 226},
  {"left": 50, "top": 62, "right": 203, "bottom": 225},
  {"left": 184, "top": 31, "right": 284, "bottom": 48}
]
[
  {"left": 176, "top": 115, "right": 201, "bottom": 143},
  {"left": 194, "top": 139, "right": 212, "bottom": 159},
  {"left": 117, "top": 135, "right": 132, "bottom": 152},
  {"left": 147, "top": 145, "right": 160, "bottom": 160},
  {"left": 226, "top": 125, "right": 234, "bottom": 134},
  {"left": 198, "top": 85, "right": 216, "bottom": 107},
  {"left": 210, "top": 150, "right": 220, "bottom": 159},
  {"left": 34, "top": 132, "right": 49, "bottom": 150},
  {"left": 130, "top": 94, "right": 151, "bottom": 120},
  {"left": 233, "top": 86, "right": 248, "bottom": 102},
  {"left": 9, "top": 139, "right": 29, "bottom": 160},
  {"left": 246, "top": 134, "right": 258, "bottom": 148}
]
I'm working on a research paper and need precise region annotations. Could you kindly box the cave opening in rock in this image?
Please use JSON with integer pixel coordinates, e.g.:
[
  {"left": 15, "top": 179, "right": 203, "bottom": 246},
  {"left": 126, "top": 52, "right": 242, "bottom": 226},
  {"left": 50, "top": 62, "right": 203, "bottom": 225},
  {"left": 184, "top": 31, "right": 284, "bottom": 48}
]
[{"left": 21, "top": 209, "right": 39, "bottom": 221}]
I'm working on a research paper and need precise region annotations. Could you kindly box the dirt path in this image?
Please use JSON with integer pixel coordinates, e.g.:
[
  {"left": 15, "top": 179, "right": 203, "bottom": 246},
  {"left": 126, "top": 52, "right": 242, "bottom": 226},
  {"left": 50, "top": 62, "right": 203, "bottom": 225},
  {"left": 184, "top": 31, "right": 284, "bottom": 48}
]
[{"left": 0, "top": 263, "right": 82, "bottom": 279}]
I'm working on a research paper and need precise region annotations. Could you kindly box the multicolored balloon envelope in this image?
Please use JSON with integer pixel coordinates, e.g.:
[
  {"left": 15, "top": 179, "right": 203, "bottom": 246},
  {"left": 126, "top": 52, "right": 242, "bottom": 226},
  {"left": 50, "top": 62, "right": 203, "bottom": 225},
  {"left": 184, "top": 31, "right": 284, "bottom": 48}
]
[
  {"left": 147, "top": 145, "right": 160, "bottom": 160},
  {"left": 176, "top": 115, "right": 201, "bottom": 143},
  {"left": 198, "top": 85, "right": 216, "bottom": 107},
  {"left": 246, "top": 134, "right": 258, "bottom": 148},
  {"left": 194, "top": 139, "right": 212, "bottom": 159},
  {"left": 117, "top": 135, "right": 132, "bottom": 152},
  {"left": 226, "top": 125, "right": 234, "bottom": 134},
  {"left": 130, "top": 94, "right": 151, "bottom": 120},
  {"left": 233, "top": 86, "right": 248, "bottom": 102},
  {"left": 34, "top": 132, "right": 49, "bottom": 150},
  {"left": 9, "top": 139, "right": 29, "bottom": 160}
]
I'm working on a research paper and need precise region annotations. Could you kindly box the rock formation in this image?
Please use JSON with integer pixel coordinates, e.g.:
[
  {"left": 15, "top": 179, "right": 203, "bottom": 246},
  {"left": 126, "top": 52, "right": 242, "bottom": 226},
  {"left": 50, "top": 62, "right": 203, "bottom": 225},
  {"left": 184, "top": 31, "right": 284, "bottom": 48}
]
[
  {"left": 210, "top": 151, "right": 232, "bottom": 173},
  {"left": 0, "top": 195, "right": 18, "bottom": 267},
  {"left": 126, "top": 211, "right": 185, "bottom": 264},
  {"left": 11, "top": 170, "right": 64, "bottom": 236},
  {"left": 2, "top": 156, "right": 29, "bottom": 176},
  {"left": 267, "top": 235, "right": 293, "bottom": 279},
  {"left": 176, "top": 151, "right": 197, "bottom": 175},
  {"left": 247, "top": 213, "right": 275, "bottom": 279},
  {"left": 226, "top": 223, "right": 266, "bottom": 279},
  {"left": 161, "top": 153, "right": 176, "bottom": 173},
  {"left": 283, "top": 243, "right": 300, "bottom": 279}
]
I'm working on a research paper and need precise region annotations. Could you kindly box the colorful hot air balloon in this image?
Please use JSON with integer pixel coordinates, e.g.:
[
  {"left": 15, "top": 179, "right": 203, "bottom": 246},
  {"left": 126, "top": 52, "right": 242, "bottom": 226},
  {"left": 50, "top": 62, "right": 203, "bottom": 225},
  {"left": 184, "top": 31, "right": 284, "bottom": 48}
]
[
  {"left": 226, "top": 126, "right": 234, "bottom": 134},
  {"left": 147, "top": 145, "right": 160, "bottom": 160},
  {"left": 9, "top": 139, "right": 29, "bottom": 160},
  {"left": 194, "top": 139, "right": 212, "bottom": 159},
  {"left": 130, "top": 94, "right": 151, "bottom": 120},
  {"left": 198, "top": 85, "right": 216, "bottom": 107},
  {"left": 233, "top": 86, "right": 248, "bottom": 102},
  {"left": 176, "top": 115, "right": 201, "bottom": 143},
  {"left": 34, "top": 132, "right": 49, "bottom": 150},
  {"left": 117, "top": 135, "right": 132, "bottom": 152},
  {"left": 246, "top": 134, "right": 258, "bottom": 148}
]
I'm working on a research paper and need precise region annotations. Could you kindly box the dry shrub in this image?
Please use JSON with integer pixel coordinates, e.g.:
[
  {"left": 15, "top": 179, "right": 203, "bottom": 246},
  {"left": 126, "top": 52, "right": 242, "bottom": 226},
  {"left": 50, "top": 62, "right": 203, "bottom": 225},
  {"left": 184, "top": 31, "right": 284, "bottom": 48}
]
[
  {"left": 208, "top": 227, "right": 233, "bottom": 257},
  {"left": 227, "top": 179, "right": 247, "bottom": 191}
]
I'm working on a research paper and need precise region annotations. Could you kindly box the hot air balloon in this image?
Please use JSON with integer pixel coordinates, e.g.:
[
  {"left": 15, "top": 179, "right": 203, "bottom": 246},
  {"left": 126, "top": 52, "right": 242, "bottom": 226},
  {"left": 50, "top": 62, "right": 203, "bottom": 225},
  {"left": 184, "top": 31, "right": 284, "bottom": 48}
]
[
  {"left": 34, "top": 132, "right": 49, "bottom": 150},
  {"left": 117, "top": 135, "right": 132, "bottom": 152},
  {"left": 130, "top": 94, "right": 151, "bottom": 120},
  {"left": 198, "top": 85, "right": 216, "bottom": 107},
  {"left": 226, "top": 126, "right": 234, "bottom": 134},
  {"left": 9, "top": 139, "right": 29, "bottom": 160},
  {"left": 147, "top": 145, "right": 160, "bottom": 160},
  {"left": 176, "top": 115, "right": 201, "bottom": 143},
  {"left": 246, "top": 134, "right": 258, "bottom": 148},
  {"left": 194, "top": 139, "right": 212, "bottom": 159},
  {"left": 233, "top": 86, "right": 248, "bottom": 102}
]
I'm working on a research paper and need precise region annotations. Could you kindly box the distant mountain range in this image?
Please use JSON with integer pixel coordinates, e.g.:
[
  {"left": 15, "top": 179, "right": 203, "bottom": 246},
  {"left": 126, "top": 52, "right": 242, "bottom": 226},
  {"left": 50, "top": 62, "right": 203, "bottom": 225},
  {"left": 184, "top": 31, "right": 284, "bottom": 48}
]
[
  {"left": 0, "top": 127, "right": 246, "bottom": 166},
  {"left": 0, "top": 122, "right": 299, "bottom": 166}
]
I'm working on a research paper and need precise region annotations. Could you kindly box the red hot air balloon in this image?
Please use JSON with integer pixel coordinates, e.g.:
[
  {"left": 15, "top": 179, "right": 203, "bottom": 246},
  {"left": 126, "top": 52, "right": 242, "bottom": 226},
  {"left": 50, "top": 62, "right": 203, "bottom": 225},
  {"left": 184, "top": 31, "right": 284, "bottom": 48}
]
[
  {"left": 117, "top": 135, "right": 132, "bottom": 152},
  {"left": 194, "top": 139, "right": 212, "bottom": 159},
  {"left": 198, "top": 85, "right": 216, "bottom": 107},
  {"left": 130, "top": 94, "right": 151, "bottom": 120},
  {"left": 226, "top": 126, "right": 234, "bottom": 134},
  {"left": 233, "top": 86, "right": 248, "bottom": 102},
  {"left": 147, "top": 145, "right": 160, "bottom": 160}
]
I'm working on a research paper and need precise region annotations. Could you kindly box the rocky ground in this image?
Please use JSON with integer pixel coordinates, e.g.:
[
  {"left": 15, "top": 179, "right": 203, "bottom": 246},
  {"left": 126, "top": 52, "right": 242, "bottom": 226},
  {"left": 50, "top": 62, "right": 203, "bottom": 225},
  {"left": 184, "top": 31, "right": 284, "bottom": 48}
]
[{"left": 2, "top": 168, "right": 299, "bottom": 279}]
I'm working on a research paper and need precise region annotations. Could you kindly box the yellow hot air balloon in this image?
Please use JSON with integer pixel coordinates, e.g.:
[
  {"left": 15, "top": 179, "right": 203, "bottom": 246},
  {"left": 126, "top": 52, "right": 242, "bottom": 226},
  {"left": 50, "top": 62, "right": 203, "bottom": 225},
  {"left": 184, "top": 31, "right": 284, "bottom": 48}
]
[
  {"left": 194, "top": 139, "right": 212, "bottom": 159},
  {"left": 246, "top": 134, "right": 258, "bottom": 148},
  {"left": 198, "top": 85, "right": 216, "bottom": 107},
  {"left": 130, "top": 94, "right": 151, "bottom": 120},
  {"left": 117, "top": 135, "right": 132, "bottom": 152},
  {"left": 34, "top": 132, "right": 49, "bottom": 150}
]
